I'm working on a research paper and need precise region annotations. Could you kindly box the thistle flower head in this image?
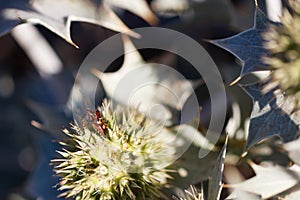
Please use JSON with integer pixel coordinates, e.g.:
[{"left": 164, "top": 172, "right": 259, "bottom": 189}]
[
  {"left": 262, "top": 0, "right": 300, "bottom": 110},
  {"left": 173, "top": 185, "right": 204, "bottom": 200},
  {"left": 52, "top": 100, "right": 173, "bottom": 200}
]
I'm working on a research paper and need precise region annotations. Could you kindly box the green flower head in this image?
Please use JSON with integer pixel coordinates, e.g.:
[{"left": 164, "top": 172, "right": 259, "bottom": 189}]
[
  {"left": 52, "top": 100, "right": 173, "bottom": 200},
  {"left": 262, "top": 0, "right": 300, "bottom": 110}
]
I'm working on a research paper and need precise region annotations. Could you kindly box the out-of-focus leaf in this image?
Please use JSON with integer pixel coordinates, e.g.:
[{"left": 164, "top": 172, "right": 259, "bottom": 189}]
[
  {"left": 0, "top": 0, "right": 158, "bottom": 47},
  {"left": 207, "top": 135, "right": 228, "bottom": 200},
  {"left": 225, "top": 83, "right": 253, "bottom": 139},
  {"left": 210, "top": 8, "right": 272, "bottom": 77},
  {"left": 241, "top": 81, "right": 300, "bottom": 151},
  {"left": 226, "top": 190, "right": 261, "bottom": 200},
  {"left": 104, "top": 0, "right": 158, "bottom": 25},
  {"left": 26, "top": 100, "right": 70, "bottom": 139},
  {"left": 165, "top": 126, "right": 218, "bottom": 191},
  {"left": 152, "top": 0, "right": 254, "bottom": 31},
  {"left": 151, "top": 0, "right": 189, "bottom": 15},
  {"left": 284, "top": 138, "right": 300, "bottom": 165},
  {"left": 93, "top": 36, "right": 201, "bottom": 125},
  {"left": 279, "top": 184, "right": 300, "bottom": 200},
  {"left": 169, "top": 147, "right": 218, "bottom": 190},
  {"left": 231, "top": 163, "right": 300, "bottom": 199},
  {"left": 26, "top": 133, "right": 63, "bottom": 199},
  {"left": 284, "top": 190, "right": 300, "bottom": 200}
]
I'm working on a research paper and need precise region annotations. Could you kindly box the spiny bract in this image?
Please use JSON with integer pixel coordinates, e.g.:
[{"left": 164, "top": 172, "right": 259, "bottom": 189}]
[
  {"left": 262, "top": 0, "right": 300, "bottom": 110},
  {"left": 52, "top": 100, "right": 174, "bottom": 200}
]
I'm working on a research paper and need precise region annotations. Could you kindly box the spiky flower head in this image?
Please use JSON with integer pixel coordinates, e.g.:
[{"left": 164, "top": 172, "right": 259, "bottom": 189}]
[
  {"left": 52, "top": 100, "right": 174, "bottom": 200},
  {"left": 173, "top": 185, "right": 204, "bottom": 200},
  {"left": 262, "top": 0, "right": 300, "bottom": 110}
]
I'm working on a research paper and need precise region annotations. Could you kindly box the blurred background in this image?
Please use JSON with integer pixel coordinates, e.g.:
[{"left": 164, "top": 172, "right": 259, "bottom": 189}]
[{"left": 0, "top": 0, "right": 282, "bottom": 199}]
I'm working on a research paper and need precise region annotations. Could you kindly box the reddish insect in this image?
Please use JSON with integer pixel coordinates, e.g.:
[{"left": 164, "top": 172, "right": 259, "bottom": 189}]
[
  {"left": 85, "top": 109, "right": 108, "bottom": 136},
  {"left": 95, "top": 110, "right": 101, "bottom": 121}
]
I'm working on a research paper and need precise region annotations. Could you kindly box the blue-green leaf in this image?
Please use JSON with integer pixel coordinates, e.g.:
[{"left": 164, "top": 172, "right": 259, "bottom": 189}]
[
  {"left": 210, "top": 8, "right": 272, "bottom": 77},
  {"left": 207, "top": 136, "right": 227, "bottom": 200},
  {"left": 0, "top": 0, "right": 157, "bottom": 46},
  {"left": 241, "top": 81, "right": 300, "bottom": 151}
]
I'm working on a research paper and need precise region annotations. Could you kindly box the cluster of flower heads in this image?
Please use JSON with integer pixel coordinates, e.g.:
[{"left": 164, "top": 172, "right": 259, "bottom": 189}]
[
  {"left": 262, "top": 0, "right": 300, "bottom": 111},
  {"left": 52, "top": 100, "right": 174, "bottom": 200}
]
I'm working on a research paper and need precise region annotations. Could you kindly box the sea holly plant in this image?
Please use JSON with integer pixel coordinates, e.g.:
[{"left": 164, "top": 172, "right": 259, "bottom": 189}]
[
  {"left": 3, "top": 0, "right": 300, "bottom": 200},
  {"left": 49, "top": 30, "right": 226, "bottom": 198},
  {"left": 51, "top": 98, "right": 227, "bottom": 200},
  {"left": 210, "top": 1, "right": 300, "bottom": 152}
]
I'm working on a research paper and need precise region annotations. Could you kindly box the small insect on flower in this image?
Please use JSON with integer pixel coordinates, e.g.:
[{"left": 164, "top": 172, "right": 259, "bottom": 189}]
[
  {"left": 95, "top": 110, "right": 109, "bottom": 135},
  {"left": 86, "top": 109, "right": 108, "bottom": 136},
  {"left": 53, "top": 100, "right": 173, "bottom": 200}
]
